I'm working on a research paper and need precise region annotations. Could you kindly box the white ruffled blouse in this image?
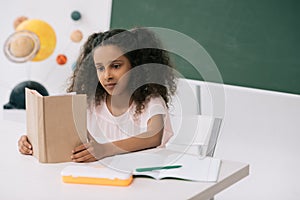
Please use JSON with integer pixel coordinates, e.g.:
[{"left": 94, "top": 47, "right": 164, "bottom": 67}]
[{"left": 87, "top": 96, "right": 173, "bottom": 147}]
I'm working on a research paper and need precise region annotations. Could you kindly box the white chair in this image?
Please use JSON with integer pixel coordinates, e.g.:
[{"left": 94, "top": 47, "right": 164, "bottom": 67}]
[
  {"left": 166, "top": 114, "right": 222, "bottom": 158},
  {"left": 168, "top": 79, "right": 223, "bottom": 200}
]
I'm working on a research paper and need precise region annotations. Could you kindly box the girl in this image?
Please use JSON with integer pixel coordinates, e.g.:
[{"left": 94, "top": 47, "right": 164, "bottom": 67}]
[{"left": 18, "top": 28, "right": 177, "bottom": 162}]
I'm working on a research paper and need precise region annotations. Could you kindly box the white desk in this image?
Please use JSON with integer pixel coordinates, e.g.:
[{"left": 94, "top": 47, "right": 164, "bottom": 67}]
[{"left": 0, "top": 110, "right": 249, "bottom": 200}]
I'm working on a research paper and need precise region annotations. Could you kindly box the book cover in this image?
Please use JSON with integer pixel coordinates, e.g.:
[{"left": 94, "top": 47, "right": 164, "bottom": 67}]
[{"left": 25, "top": 88, "right": 87, "bottom": 163}]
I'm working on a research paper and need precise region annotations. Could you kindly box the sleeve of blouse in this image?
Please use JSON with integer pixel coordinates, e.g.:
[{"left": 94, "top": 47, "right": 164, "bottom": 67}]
[
  {"left": 144, "top": 97, "right": 174, "bottom": 147},
  {"left": 144, "top": 97, "right": 167, "bottom": 120}
]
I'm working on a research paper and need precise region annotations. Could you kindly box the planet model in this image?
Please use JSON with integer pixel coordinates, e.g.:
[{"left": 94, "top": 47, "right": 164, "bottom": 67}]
[
  {"left": 4, "top": 19, "right": 57, "bottom": 63},
  {"left": 16, "top": 19, "right": 56, "bottom": 61},
  {"left": 9, "top": 34, "right": 35, "bottom": 57},
  {"left": 4, "top": 30, "right": 40, "bottom": 63},
  {"left": 71, "top": 11, "right": 81, "bottom": 21},
  {"left": 56, "top": 54, "right": 67, "bottom": 65},
  {"left": 13, "top": 16, "right": 28, "bottom": 30},
  {"left": 70, "top": 30, "right": 83, "bottom": 43}
]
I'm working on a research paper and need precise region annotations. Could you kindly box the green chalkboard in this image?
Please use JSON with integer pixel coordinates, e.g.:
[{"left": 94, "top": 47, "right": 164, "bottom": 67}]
[{"left": 110, "top": 0, "right": 300, "bottom": 94}]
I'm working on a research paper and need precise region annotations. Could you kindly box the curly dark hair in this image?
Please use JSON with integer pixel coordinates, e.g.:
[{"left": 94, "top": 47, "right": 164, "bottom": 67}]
[{"left": 67, "top": 28, "right": 177, "bottom": 114}]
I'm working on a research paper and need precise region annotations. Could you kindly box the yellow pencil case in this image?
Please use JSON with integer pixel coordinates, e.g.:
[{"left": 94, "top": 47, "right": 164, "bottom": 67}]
[{"left": 61, "top": 165, "right": 133, "bottom": 186}]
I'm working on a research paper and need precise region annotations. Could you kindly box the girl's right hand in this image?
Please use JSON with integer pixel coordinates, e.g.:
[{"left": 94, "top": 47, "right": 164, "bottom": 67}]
[{"left": 18, "top": 135, "right": 33, "bottom": 155}]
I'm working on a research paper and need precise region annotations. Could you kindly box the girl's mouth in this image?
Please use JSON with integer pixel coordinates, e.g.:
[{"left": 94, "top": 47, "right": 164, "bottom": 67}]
[{"left": 105, "top": 83, "right": 117, "bottom": 90}]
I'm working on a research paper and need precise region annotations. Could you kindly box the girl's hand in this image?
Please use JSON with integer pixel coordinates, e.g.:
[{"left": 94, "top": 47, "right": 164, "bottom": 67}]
[
  {"left": 71, "top": 140, "right": 107, "bottom": 163},
  {"left": 18, "top": 135, "right": 33, "bottom": 155}
]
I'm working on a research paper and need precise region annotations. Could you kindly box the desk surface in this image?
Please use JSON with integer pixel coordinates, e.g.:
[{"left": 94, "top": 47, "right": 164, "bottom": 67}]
[{"left": 0, "top": 110, "right": 249, "bottom": 200}]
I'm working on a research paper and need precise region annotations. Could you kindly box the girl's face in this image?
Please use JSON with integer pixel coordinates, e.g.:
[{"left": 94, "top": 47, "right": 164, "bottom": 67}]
[{"left": 93, "top": 45, "right": 132, "bottom": 96}]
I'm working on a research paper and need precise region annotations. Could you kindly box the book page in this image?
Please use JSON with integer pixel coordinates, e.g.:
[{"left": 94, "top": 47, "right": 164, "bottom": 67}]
[
  {"left": 99, "top": 149, "right": 169, "bottom": 173},
  {"left": 26, "top": 87, "right": 77, "bottom": 97},
  {"left": 50, "top": 92, "right": 77, "bottom": 96},
  {"left": 157, "top": 154, "right": 221, "bottom": 182},
  {"left": 100, "top": 148, "right": 221, "bottom": 182},
  {"left": 26, "top": 88, "right": 43, "bottom": 97}
]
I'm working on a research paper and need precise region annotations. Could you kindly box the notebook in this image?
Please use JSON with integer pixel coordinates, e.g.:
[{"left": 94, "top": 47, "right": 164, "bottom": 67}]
[{"left": 99, "top": 148, "right": 221, "bottom": 182}]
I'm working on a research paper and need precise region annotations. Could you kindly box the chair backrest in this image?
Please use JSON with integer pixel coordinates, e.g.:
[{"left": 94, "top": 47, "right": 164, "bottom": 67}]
[
  {"left": 168, "top": 78, "right": 223, "bottom": 157},
  {"left": 202, "top": 117, "right": 222, "bottom": 157},
  {"left": 166, "top": 115, "right": 222, "bottom": 157}
]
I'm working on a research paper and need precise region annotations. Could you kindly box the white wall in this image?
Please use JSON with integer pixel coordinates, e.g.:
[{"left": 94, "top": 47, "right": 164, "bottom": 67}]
[
  {"left": 0, "top": 0, "right": 112, "bottom": 105},
  {"left": 216, "top": 86, "right": 300, "bottom": 200},
  {"left": 178, "top": 79, "right": 300, "bottom": 200}
]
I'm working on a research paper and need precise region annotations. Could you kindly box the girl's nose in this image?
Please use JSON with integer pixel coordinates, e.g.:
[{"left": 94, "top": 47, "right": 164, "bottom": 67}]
[{"left": 104, "top": 68, "right": 113, "bottom": 80}]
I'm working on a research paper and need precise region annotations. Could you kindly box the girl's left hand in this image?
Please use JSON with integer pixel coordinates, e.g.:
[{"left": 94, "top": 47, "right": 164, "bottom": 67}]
[{"left": 71, "top": 141, "right": 106, "bottom": 162}]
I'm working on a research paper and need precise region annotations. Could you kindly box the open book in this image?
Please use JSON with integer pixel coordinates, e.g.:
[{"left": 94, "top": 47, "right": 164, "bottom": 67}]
[
  {"left": 99, "top": 148, "right": 221, "bottom": 182},
  {"left": 25, "top": 88, "right": 87, "bottom": 163}
]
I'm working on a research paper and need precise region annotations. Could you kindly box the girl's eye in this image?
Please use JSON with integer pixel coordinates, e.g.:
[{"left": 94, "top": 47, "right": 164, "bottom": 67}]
[
  {"left": 112, "top": 64, "right": 121, "bottom": 69},
  {"left": 96, "top": 66, "right": 105, "bottom": 72}
]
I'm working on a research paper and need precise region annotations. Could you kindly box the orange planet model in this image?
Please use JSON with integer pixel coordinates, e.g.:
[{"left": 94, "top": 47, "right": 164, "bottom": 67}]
[{"left": 56, "top": 54, "right": 67, "bottom": 65}]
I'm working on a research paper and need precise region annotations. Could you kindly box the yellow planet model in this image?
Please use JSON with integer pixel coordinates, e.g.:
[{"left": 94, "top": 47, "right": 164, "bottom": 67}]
[
  {"left": 16, "top": 19, "right": 56, "bottom": 61},
  {"left": 4, "top": 19, "right": 57, "bottom": 63}
]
